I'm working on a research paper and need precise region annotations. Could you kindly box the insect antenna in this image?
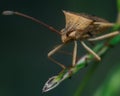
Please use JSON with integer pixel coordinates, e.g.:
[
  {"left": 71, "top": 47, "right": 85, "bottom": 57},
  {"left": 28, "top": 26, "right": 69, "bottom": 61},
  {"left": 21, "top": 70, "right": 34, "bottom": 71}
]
[{"left": 2, "top": 10, "right": 61, "bottom": 35}]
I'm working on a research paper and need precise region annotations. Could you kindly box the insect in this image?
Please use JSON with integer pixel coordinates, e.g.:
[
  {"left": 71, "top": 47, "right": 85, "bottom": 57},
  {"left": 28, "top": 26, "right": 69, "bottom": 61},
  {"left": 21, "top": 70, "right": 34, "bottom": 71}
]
[{"left": 2, "top": 10, "right": 119, "bottom": 74}]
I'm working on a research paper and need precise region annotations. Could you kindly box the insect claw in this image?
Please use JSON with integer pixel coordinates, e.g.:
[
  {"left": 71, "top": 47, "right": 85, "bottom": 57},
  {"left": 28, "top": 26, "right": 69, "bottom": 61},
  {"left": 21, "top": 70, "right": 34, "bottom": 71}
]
[{"left": 66, "top": 66, "right": 74, "bottom": 79}]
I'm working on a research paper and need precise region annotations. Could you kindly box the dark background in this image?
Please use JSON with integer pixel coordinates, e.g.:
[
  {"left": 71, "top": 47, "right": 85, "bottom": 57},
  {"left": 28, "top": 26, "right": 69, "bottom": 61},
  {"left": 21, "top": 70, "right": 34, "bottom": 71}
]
[{"left": 0, "top": 0, "right": 120, "bottom": 96}]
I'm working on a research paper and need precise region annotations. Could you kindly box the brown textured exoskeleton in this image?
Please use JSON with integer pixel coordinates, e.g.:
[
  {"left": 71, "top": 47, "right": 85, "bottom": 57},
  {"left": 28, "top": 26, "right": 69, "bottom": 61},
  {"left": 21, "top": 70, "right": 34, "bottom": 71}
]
[{"left": 2, "top": 10, "right": 119, "bottom": 72}]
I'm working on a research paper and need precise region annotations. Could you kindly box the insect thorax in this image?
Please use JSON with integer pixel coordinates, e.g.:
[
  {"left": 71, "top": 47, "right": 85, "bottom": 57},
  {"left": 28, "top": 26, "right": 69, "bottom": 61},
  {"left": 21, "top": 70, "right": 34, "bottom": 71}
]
[
  {"left": 61, "top": 23, "right": 112, "bottom": 43},
  {"left": 60, "top": 11, "right": 114, "bottom": 43}
]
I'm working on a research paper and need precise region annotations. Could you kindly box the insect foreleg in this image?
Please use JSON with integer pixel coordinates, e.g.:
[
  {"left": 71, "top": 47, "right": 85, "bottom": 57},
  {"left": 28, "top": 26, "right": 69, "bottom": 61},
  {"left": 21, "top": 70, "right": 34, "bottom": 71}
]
[
  {"left": 88, "top": 31, "right": 120, "bottom": 41},
  {"left": 48, "top": 44, "right": 66, "bottom": 69}
]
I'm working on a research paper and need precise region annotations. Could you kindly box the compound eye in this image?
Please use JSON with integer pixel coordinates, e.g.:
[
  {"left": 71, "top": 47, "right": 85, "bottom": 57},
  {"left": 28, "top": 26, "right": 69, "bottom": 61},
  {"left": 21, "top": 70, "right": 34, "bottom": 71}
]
[{"left": 66, "top": 32, "right": 69, "bottom": 37}]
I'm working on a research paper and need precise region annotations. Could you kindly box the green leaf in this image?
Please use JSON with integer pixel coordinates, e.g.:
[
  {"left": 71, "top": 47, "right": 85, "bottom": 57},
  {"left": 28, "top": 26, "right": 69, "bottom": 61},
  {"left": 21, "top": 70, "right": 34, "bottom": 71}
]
[{"left": 94, "top": 64, "right": 120, "bottom": 96}]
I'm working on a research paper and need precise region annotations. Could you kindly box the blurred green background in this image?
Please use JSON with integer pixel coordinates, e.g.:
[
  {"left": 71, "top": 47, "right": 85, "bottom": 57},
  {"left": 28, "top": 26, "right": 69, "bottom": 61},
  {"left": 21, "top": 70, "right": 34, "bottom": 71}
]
[{"left": 0, "top": 0, "right": 120, "bottom": 96}]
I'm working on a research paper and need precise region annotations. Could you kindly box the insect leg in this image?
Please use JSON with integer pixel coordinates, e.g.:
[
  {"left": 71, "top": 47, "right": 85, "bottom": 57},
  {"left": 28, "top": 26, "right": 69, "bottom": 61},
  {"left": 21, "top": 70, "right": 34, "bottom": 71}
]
[
  {"left": 80, "top": 41, "right": 101, "bottom": 61},
  {"left": 48, "top": 44, "right": 66, "bottom": 69},
  {"left": 88, "top": 31, "right": 119, "bottom": 41},
  {"left": 72, "top": 41, "right": 77, "bottom": 67}
]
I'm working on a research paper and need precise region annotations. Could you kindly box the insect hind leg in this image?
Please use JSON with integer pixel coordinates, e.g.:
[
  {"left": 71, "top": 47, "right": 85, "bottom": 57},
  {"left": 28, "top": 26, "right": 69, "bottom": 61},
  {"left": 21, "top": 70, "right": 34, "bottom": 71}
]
[{"left": 87, "top": 31, "right": 120, "bottom": 41}]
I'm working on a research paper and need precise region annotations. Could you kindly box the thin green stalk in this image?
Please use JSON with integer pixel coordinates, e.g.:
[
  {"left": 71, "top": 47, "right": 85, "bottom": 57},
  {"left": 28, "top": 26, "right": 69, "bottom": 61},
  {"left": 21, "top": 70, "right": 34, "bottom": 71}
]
[{"left": 117, "top": 0, "right": 120, "bottom": 23}]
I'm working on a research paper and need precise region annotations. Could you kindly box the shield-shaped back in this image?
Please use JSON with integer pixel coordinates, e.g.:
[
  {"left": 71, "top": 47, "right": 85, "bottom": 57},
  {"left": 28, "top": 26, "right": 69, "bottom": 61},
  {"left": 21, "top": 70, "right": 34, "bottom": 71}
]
[{"left": 63, "top": 11, "right": 93, "bottom": 32}]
